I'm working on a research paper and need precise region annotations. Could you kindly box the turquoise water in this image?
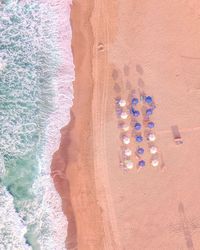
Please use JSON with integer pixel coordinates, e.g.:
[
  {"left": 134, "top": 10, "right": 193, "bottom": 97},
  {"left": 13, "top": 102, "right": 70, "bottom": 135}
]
[{"left": 0, "top": 1, "right": 74, "bottom": 249}]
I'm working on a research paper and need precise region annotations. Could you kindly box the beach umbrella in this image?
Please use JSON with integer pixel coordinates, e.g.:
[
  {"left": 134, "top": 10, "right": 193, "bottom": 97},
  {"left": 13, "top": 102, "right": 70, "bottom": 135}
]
[
  {"left": 132, "top": 97, "right": 139, "bottom": 105},
  {"left": 146, "top": 108, "right": 153, "bottom": 116},
  {"left": 145, "top": 96, "right": 153, "bottom": 104},
  {"left": 134, "top": 122, "right": 142, "bottom": 130},
  {"left": 138, "top": 160, "right": 145, "bottom": 167},
  {"left": 123, "top": 136, "right": 130, "bottom": 145},
  {"left": 148, "top": 133, "right": 156, "bottom": 142},
  {"left": 137, "top": 147, "right": 144, "bottom": 155},
  {"left": 150, "top": 146, "right": 158, "bottom": 154},
  {"left": 147, "top": 121, "right": 155, "bottom": 129},
  {"left": 120, "top": 112, "right": 128, "bottom": 119},
  {"left": 121, "top": 124, "right": 129, "bottom": 131},
  {"left": 131, "top": 108, "right": 140, "bottom": 117},
  {"left": 125, "top": 160, "right": 133, "bottom": 169},
  {"left": 151, "top": 159, "right": 159, "bottom": 167},
  {"left": 135, "top": 135, "right": 143, "bottom": 142},
  {"left": 124, "top": 148, "right": 132, "bottom": 157},
  {"left": 118, "top": 99, "right": 126, "bottom": 107}
]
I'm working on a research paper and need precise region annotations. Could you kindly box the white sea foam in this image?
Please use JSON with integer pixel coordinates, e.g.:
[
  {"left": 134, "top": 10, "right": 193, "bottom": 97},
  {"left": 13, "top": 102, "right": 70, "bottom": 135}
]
[
  {"left": 0, "top": 154, "right": 5, "bottom": 177},
  {"left": 0, "top": 186, "right": 31, "bottom": 250},
  {"left": 0, "top": 156, "right": 29, "bottom": 249},
  {"left": 30, "top": 1, "right": 74, "bottom": 249},
  {"left": 0, "top": 60, "right": 6, "bottom": 72},
  {"left": 0, "top": 0, "right": 74, "bottom": 249}
]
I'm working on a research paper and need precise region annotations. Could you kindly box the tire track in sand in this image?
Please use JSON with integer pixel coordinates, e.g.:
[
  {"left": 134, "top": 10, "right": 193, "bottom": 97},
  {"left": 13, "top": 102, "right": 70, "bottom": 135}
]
[
  {"left": 92, "top": 0, "right": 122, "bottom": 249},
  {"left": 178, "top": 202, "right": 195, "bottom": 250}
]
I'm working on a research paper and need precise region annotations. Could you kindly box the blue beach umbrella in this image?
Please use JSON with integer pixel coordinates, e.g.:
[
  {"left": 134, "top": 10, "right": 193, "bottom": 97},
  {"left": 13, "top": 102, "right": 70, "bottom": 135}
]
[
  {"left": 146, "top": 108, "right": 153, "bottom": 116},
  {"left": 145, "top": 96, "right": 153, "bottom": 104},
  {"left": 147, "top": 121, "right": 155, "bottom": 128},
  {"left": 137, "top": 147, "right": 144, "bottom": 155},
  {"left": 131, "top": 108, "right": 140, "bottom": 117},
  {"left": 134, "top": 122, "right": 141, "bottom": 130},
  {"left": 138, "top": 160, "right": 145, "bottom": 167},
  {"left": 135, "top": 135, "right": 143, "bottom": 142},
  {"left": 132, "top": 97, "right": 139, "bottom": 105}
]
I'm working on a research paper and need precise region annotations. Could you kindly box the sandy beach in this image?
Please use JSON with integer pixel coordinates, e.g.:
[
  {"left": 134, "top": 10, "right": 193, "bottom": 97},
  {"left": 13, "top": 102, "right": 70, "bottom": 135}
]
[
  {"left": 51, "top": 0, "right": 200, "bottom": 249},
  {"left": 51, "top": 1, "right": 105, "bottom": 249}
]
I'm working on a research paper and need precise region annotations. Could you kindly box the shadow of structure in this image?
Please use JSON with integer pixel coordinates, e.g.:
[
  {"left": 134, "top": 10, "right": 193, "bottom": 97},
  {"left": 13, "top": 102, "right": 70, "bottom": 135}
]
[
  {"left": 171, "top": 125, "right": 183, "bottom": 145},
  {"left": 178, "top": 202, "right": 195, "bottom": 250}
]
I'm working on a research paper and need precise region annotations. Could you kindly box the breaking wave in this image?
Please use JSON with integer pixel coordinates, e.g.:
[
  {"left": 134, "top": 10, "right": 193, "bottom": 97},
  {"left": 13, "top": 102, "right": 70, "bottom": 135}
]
[{"left": 0, "top": 0, "right": 74, "bottom": 249}]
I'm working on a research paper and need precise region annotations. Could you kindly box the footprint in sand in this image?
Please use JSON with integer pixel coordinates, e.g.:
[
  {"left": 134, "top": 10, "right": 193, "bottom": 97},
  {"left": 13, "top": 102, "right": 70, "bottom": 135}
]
[{"left": 97, "top": 42, "right": 104, "bottom": 51}]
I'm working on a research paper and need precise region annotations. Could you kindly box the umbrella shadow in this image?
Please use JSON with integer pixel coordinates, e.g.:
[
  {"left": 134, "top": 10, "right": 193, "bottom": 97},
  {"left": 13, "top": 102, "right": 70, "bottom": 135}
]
[
  {"left": 136, "top": 64, "right": 145, "bottom": 89},
  {"left": 136, "top": 64, "right": 144, "bottom": 75},
  {"left": 124, "top": 64, "right": 130, "bottom": 76},
  {"left": 112, "top": 68, "right": 119, "bottom": 80},
  {"left": 112, "top": 68, "right": 122, "bottom": 93},
  {"left": 138, "top": 77, "right": 145, "bottom": 88},
  {"left": 125, "top": 80, "right": 132, "bottom": 90}
]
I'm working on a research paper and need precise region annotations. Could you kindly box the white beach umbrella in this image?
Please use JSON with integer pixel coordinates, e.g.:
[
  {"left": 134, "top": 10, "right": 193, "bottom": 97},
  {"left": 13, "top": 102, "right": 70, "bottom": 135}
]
[
  {"left": 151, "top": 159, "right": 159, "bottom": 167},
  {"left": 148, "top": 133, "right": 156, "bottom": 142},
  {"left": 150, "top": 146, "right": 158, "bottom": 154},
  {"left": 125, "top": 160, "right": 133, "bottom": 169},
  {"left": 124, "top": 148, "right": 132, "bottom": 157},
  {"left": 122, "top": 136, "right": 130, "bottom": 145},
  {"left": 118, "top": 99, "right": 126, "bottom": 107},
  {"left": 121, "top": 124, "right": 129, "bottom": 132},
  {"left": 120, "top": 112, "right": 128, "bottom": 119}
]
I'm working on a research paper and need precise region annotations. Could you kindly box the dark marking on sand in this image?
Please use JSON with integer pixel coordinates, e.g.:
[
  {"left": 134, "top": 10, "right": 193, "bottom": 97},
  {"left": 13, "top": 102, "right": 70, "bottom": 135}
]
[
  {"left": 115, "top": 106, "right": 122, "bottom": 118},
  {"left": 113, "top": 82, "right": 121, "bottom": 93},
  {"left": 123, "top": 64, "right": 130, "bottom": 76},
  {"left": 160, "top": 153, "right": 165, "bottom": 170},
  {"left": 125, "top": 80, "right": 132, "bottom": 90},
  {"left": 190, "top": 217, "right": 200, "bottom": 231},
  {"left": 178, "top": 202, "right": 195, "bottom": 250},
  {"left": 136, "top": 64, "right": 144, "bottom": 75},
  {"left": 181, "top": 55, "right": 200, "bottom": 60},
  {"left": 130, "top": 89, "right": 136, "bottom": 95},
  {"left": 112, "top": 69, "right": 121, "bottom": 92},
  {"left": 138, "top": 78, "right": 145, "bottom": 88},
  {"left": 112, "top": 69, "right": 119, "bottom": 80}
]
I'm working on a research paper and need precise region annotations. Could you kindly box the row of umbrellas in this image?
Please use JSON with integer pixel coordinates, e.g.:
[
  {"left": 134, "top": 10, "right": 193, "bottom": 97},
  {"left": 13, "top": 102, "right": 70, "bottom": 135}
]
[
  {"left": 119, "top": 96, "right": 154, "bottom": 119},
  {"left": 122, "top": 133, "right": 156, "bottom": 144}
]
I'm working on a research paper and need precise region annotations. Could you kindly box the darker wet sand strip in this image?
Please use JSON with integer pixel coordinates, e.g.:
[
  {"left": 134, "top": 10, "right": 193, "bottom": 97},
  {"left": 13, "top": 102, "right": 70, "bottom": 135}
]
[{"left": 51, "top": 1, "right": 105, "bottom": 249}]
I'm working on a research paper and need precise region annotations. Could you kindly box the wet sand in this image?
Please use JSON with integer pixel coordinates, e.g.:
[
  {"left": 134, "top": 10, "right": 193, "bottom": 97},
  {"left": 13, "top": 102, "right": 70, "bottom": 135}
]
[
  {"left": 51, "top": 1, "right": 105, "bottom": 249},
  {"left": 52, "top": 0, "right": 200, "bottom": 249}
]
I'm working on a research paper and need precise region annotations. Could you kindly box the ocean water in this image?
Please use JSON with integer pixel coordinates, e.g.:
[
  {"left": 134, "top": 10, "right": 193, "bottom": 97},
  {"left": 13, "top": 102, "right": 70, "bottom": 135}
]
[{"left": 0, "top": 0, "right": 74, "bottom": 249}]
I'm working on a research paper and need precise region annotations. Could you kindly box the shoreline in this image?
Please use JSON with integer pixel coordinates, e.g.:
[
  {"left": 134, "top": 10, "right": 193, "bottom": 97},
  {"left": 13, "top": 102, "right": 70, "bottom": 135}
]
[{"left": 51, "top": 1, "right": 107, "bottom": 249}]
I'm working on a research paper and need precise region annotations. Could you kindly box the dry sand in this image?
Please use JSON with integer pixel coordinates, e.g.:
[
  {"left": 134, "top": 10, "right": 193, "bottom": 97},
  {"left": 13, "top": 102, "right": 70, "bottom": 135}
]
[{"left": 51, "top": 0, "right": 200, "bottom": 249}]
